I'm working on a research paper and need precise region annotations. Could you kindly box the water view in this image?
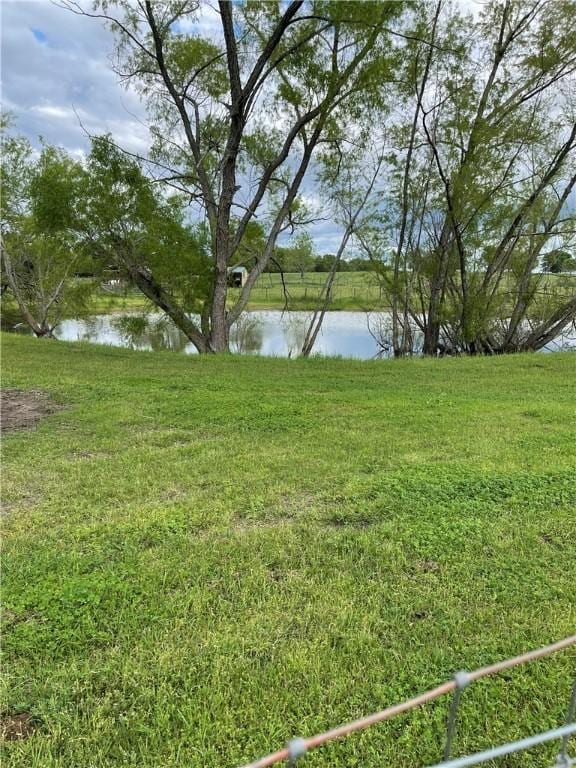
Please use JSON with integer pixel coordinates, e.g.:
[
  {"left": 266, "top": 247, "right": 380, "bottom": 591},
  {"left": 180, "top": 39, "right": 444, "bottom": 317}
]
[{"left": 14, "top": 311, "right": 576, "bottom": 359}]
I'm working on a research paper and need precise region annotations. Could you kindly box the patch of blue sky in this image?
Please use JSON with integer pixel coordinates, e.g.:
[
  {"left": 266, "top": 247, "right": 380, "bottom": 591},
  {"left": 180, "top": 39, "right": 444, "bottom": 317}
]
[{"left": 31, "top": 27, "right": 48, "bottom": 45}]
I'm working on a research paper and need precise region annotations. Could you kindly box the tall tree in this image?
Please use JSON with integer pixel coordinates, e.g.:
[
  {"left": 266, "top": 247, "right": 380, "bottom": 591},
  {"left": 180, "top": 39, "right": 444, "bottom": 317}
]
[
  {"left": 79, "top": 137, "right": 213, "bottom": 350},
  {"left": 60, "top": 0, "right": 403, "bottom": 352},
  {"left": 1, "top": 133, "right": 93, "bottom": 337},
  {"left": 367, "top": 0, "right": 576, "bottom": 355}
]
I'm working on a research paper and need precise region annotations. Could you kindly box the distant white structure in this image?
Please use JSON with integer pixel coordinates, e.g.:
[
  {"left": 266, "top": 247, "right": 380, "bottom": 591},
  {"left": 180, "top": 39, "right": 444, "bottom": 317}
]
[
  {"left": 101, "top": 278, "right": 126, "bottom": 293},
  {"left": 228, "top": 266, "right": 248, "bottom": 287}
]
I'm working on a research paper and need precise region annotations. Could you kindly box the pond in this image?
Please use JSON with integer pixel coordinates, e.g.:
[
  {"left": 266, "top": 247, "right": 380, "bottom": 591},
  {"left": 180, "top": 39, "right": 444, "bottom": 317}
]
[
  {"left": 11, "top": 310, "right": 576, "bottom": 359},
  {"left": 50, "top": 311, "right": 382, "bottom": 358}
]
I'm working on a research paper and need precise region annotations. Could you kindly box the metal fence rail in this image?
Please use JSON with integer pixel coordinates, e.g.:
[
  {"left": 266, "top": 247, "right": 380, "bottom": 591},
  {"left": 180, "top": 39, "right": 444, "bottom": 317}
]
[
  {"left": 426, "top": 724, "right": 576, "bottom": 768},
  {"left": 238, "top": 635, "right": 576, "bottom": 768}
]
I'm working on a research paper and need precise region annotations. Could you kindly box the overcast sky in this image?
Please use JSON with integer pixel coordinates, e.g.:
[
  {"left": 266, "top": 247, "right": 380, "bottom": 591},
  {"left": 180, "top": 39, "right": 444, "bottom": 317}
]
[
  {"left": 1, "top": 1, "right": 345, "bottom": 251},
  {"left": 1, "top": 0, "right": 150, "bottom": 157},
  {"left": 2, "top": 1, "right": 570, "bottom": 254}
]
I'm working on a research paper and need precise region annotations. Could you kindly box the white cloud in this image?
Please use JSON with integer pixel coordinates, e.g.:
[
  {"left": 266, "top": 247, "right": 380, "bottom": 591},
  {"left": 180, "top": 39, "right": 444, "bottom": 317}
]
[
  {"left": 1, "top": 0, "right": 148, "bottom": 154},
  {"left": 0, "top": 0, "right": 365, "bottom": 254},
  {"left": 30, "top": 104, "right": 78, "bottom": 120}
]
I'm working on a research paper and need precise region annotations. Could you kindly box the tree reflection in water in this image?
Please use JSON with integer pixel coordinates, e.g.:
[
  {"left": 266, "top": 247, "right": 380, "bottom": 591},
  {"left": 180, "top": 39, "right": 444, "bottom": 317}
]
[
  {"left": 281, "top": 313, "right": 309, "bottom": 357},
  {"left": 112, "top": 315, "right": 190, "bottom": 353},
  {"left": 230, "top": 314, "right": 263, "bottom": 354}
]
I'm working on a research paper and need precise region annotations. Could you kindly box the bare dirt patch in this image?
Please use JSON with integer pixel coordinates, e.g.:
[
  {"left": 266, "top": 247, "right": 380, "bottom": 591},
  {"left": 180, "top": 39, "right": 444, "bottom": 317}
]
[
  {"left": 0, "top": 389, "right": 64, "bottom": 433},
  {"left": 232, "top": 518, "right": 296, "bottom": 536},
  {"left": 1, "top": 712, "right": 38, "bottom": 741},
  {"left": 275, "top": 491, "right": 317, "bottom": 516}
]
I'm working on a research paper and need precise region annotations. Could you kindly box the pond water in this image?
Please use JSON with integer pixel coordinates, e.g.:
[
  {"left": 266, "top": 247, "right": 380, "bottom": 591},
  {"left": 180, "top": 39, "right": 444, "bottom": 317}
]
[
  {"left": 51, "top": 311, "right": 383, "bottom": 358},
  {"left": 12, "top": 310, "right": 576, "bottom": 359}
]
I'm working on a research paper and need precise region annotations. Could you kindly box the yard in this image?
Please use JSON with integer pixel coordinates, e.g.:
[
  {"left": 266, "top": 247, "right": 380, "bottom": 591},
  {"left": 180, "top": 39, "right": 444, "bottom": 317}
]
[
  {"left": 232, "top": 271, "right": 385, "bottom": 310},
  {"left": 1, "top": 333, "right": 575, "bottom": 767},
  {"left": 84, "top": 271, "right": 386, "bottom": 314},
  {"left": 4, "top": 271, "right": 574, "bottom": 325}
]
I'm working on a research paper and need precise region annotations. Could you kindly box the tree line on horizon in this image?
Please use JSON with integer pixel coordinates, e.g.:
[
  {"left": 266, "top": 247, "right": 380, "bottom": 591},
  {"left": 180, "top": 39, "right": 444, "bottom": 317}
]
[{"left": 1, "top": 0, "right": 575, "bottom": 355}]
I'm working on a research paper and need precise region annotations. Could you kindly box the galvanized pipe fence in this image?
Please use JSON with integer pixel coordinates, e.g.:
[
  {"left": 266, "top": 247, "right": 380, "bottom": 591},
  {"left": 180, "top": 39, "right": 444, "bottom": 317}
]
[{"left": 238, "top": 635, "right": 576, "bottom": 768}]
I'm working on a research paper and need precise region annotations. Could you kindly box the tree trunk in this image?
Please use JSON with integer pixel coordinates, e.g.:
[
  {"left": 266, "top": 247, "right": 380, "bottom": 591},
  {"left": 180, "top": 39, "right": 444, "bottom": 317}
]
[
  {"left": 128, "top": 265, "right": 210, "bottom": 353},
  {"left": 423, "top": 223, "right": 453, "bottom": 355},
  {"left": 1, "top": 247, "right": 51, "bottom": 338},
  {"left": 209, "top": 257, "right": 230, "bottom": 352}
]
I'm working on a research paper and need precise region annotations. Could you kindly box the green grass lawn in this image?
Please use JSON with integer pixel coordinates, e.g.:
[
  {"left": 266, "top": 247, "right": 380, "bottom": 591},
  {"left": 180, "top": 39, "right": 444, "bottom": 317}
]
[{"left": 1, "top": 333, "right": 575, "bottom": 767}]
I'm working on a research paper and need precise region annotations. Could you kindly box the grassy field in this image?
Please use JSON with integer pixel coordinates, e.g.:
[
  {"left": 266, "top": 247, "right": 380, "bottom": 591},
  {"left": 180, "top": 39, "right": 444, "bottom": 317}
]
[
  {"left": 1, "top": 334, "right": 575, "bottom": 767},
  {"left": 231, "top": 271, "right": 385, "bottom": 310},
  {"left": 0, "top": 273, "right": 383, "bottom": 326},
  {"left": 83, "top": 272, "right": 383, "bottom": 314},
  {"left": 4, "top": 271, "right": 574, "bottom": 323},
  {"left": 62, "top": 270, "right": 576, "bottom": 314},
  {"left": 83, "top": 272, "right": 385, "bottom": 315}
]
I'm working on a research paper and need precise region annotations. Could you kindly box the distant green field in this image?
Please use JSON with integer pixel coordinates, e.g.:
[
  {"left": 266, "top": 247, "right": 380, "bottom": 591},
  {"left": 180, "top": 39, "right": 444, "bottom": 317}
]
[
  {"left": 2, "top": 334, "right": 575, "bottom": 767},
  {"left": 4, "top": 271, "right": 574, "bottom": 324},
  {"left": 86, "top": 271, "right": 385, "bottom": 313},
  {"left": 84, "top": 270, "right": 576, "bottom": 315},
  {"left": 2, "top": 272, "right": 381, "bottom": 328},
  {"left": 231, "top": 270, "right": 385, "bottom": 309}
]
